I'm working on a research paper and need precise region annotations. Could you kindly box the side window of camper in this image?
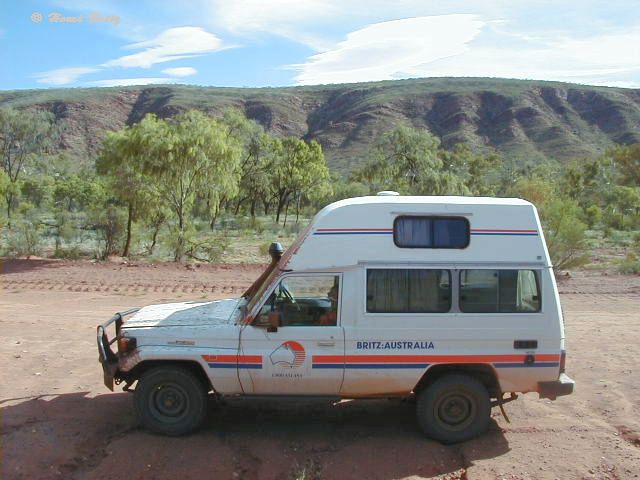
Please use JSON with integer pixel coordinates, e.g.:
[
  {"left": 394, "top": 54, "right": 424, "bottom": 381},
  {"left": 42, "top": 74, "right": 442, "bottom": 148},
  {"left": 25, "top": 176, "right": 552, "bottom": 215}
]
[
  {"left": 459, "top": 270, "right": 541, "bottom": 313},
  {"left": 394, "top": 216, "right": 469, "bottom": 248},
  {"left": 366, "top": 269, "right": 451, "bottom": 313}
]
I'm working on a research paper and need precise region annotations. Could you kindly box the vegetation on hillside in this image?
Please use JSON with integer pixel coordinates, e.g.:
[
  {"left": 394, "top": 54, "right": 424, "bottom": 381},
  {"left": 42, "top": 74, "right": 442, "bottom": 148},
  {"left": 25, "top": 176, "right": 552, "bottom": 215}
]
[
  {"left": 1, "top": 106, "right": 638, "bottom": 271},
  {"left": 2, "top": 78, "right": 639, "bottom": 173}
]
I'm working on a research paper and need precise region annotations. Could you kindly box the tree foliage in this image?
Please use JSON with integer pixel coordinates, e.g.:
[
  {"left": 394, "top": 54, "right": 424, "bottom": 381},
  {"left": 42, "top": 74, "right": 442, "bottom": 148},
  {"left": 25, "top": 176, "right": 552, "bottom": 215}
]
[
  {"left": 541, "top": 198, "right": 590, "bottom": 270},
  {"left": 354, "top": 125, "right": 497, "bottom": 196},
  {"left": 132, "top": 111, "right": 243, "bottom": 260},
  {"left": 2, "top": 104, "right": 637, "bottom": 272},
  {"left": 0, "top": 108, "right": 56, "bottom": 220},
  {"left": 97, "top": 115, "right": 167, "bottom": 256},
  {"left": 268, "top": 137, "right": 331, "bottom": 223}
]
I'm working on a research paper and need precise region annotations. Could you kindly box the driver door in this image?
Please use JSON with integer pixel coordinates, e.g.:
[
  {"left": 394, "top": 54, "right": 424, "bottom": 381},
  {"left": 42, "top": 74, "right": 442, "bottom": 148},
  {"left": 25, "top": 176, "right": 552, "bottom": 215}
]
[{"left": 239, "top": 273, "right": 345, "bottom": 395}]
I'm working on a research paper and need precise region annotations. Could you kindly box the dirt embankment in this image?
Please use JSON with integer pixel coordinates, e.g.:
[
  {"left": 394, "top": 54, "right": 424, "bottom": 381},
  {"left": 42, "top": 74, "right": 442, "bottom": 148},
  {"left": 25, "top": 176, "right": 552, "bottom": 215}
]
[{"left": 1, "top": 259, "right": 640, "bottom": 479}]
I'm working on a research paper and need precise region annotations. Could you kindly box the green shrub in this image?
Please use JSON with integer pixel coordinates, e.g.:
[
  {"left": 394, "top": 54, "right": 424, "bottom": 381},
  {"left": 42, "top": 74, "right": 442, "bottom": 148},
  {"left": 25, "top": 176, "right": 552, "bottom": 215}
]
[
  {"left": 541, "top": 198, "right": 589, "bottom": 270},
  {"left": 584, "top": 205, "right": 602, "bottom": 228},
  {"left": 184, "top": 233, "right": 230, "bottom": 263},
  {"left": 603, "top": 227, "right": 614, "bottom": 239},
  {"left": 618, "top": 252, "right": 640, "bottom": 274},
  {"left": 258, "top": 241, "right": 272, "bottom": 257},
  {"left": 90, "top": 205, "right": 126, "bottom": 259},
  {"left": 2, "top": 219, "right": 44, "bottom": 257},
  {"left": 52, "top": 245, "right": 83, "bottom": 260}
]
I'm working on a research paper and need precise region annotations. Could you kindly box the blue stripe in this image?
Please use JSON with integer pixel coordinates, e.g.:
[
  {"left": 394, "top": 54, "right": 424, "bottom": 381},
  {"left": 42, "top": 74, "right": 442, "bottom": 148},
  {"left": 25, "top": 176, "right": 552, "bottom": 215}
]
[
  {"left": 315, "top": 231, "right": 537, "bottom": 236},
  {"left": 313, "top": 363, "right": 430, "bottom": 369},
  {"left": 313, "top": 362, "right": 558, "bottom": 369},
  {"left": 471, "top": 232, "right": 538, "bottom": 236},
  {"left": 207, "top": 363, "right": 262, "bottom": 369},
  {"left": 494, "top": 362, "right": 559, "bottom": 368},
  {"left": 314, "top": 232, "right": 392, "bottom": 235}
]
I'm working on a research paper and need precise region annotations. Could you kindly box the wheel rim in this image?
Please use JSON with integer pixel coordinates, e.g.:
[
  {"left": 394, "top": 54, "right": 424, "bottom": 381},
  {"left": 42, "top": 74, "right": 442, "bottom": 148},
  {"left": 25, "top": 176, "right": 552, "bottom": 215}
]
[
  {"left": 433, "top": 389, "right": 476, "bottom": 432},
  {"left": 149, "top": 383, "right": 190, "bottom": 424}
]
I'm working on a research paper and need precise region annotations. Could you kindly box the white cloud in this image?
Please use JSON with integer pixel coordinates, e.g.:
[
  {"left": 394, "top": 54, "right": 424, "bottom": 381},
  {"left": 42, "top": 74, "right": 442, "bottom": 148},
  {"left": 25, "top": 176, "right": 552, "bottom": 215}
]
[
  {"left": 290, "top": 13, "right": 640, "bottom": 88},
  {"left": 292, "top": 15, "right": 484, "bottom": 85},
  {"left": 205, "top": 0, "right": 340, "bottom": 50},
  {"left": 162, "top": 66, "right": 197, "bottom": 77},
  {"left": 103, "top": 26, "right": 223, "bottom": 68},
  {"left": 89, "top": 77, "right": 178, "bottom": 87},
  {"left": 203, "top": 0, "right": 504, "bottom": 50},
  {"left": 407, "top": 26, "right": 640, "bottom": 87},
  {"left": 34, "top": 67, "right": 101, "bottom": 85}
]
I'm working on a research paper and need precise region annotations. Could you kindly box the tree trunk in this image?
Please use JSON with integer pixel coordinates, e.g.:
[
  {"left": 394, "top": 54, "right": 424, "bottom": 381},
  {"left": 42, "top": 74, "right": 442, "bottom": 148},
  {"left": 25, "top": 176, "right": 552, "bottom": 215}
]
[
  {"left": 210, "top": 204, "right": 219, "bottom": 230},
  {"left": 123, "top": 201, "right": 133, "bottom": 257},
  {"left": 175, "top": 209, "right": 185, "bottom": 261},
  {"left": 295, "top": 193, "right": 301, "bottom": 224},
  {"left": 283, "top": 201, "right": 289, "bottom": 227},
  {"left": 148, "top": 225, "right": 160, "bottom": 255},
  {"left": 5, "top": 192, "right": 14, "bottom": 228},
  {"left": 6, "top": 197, "right": 11, "bottom": 228},
  {"left": 275, "top": 191, "right": 288, "bottom": 223}
]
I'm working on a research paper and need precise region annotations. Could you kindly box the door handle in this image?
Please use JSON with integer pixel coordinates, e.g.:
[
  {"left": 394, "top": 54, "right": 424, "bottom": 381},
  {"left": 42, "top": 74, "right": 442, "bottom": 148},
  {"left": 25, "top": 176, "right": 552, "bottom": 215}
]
[{"left": 317, "top": 341, "right": 335, "bottom": 347}]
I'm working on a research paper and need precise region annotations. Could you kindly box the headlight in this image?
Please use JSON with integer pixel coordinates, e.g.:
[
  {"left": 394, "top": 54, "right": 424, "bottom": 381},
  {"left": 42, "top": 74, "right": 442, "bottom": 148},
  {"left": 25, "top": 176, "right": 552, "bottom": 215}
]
[{"left": 117, "top": 336, "right": 137, "bottom": 354}]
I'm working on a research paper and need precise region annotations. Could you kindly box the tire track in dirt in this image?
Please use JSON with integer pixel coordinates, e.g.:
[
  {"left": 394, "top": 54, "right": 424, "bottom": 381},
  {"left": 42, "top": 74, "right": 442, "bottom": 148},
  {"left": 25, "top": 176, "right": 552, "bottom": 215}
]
[
  {"left": 0, "top": 280, "right": 249, "bottom": 295},
  {"left": 616, "top": 425, "right": 640, "bottom": 448},
  {"left": 0, "top": 259, "right": 264, "bottom": 298}
]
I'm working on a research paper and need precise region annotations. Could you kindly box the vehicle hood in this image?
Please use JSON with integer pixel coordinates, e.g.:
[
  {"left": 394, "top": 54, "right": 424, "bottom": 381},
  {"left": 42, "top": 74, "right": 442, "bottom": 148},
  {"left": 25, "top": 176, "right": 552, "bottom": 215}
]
[{"left": 123, "top": 298, "right": 243, "bottom": 328}]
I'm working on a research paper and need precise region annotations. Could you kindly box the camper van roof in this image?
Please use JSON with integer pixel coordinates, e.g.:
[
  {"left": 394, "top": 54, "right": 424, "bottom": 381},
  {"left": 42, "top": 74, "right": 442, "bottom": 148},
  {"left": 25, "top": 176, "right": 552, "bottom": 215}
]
[
  {"left": 328, "top": 195, "right": 533, "bottom": 207},
  {"left": 282, "top": 195, "right": 549, "bottom": 271}
]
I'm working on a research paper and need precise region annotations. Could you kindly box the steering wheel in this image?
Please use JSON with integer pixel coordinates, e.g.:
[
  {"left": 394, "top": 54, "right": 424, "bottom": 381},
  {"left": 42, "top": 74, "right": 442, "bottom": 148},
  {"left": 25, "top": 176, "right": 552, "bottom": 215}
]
[{"left": 280, "top": 283, "right": 296, "bottom": 304}]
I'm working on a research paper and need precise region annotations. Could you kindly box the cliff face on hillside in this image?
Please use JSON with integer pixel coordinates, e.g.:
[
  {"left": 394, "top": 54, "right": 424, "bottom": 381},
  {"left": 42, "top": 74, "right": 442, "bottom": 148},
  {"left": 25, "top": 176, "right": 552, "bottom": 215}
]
[{"left": 2, "top": 78, "right": 639, "bottom": 171}]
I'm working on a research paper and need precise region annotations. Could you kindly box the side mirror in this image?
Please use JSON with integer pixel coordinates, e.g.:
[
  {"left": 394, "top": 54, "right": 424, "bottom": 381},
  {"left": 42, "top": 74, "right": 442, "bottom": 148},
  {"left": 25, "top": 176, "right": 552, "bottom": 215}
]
[{"left": 267, "top": 311, "right": 281, "bottom": 332}]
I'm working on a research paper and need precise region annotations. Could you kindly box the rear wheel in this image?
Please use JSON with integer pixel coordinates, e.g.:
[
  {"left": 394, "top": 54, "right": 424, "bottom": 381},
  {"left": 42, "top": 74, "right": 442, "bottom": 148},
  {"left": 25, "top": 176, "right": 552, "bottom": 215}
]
[
  {"left": 416, "top": 374, "right": 490, "bottom": 444},
  {"left": 134, "top": 366, "right": 207, "bottom": 436}
]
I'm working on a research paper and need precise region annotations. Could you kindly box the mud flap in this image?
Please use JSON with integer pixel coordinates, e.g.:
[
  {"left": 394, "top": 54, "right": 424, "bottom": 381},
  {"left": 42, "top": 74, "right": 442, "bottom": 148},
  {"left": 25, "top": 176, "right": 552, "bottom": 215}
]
[{"left": 101, "top": 360, "right": 117, "bottom": 391}]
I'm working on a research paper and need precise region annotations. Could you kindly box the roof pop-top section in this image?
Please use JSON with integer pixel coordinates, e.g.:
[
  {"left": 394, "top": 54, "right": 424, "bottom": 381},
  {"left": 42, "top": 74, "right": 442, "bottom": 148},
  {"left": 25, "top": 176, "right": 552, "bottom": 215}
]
[{"left": 284, "top": 196, "right": 550, "bottom": 271}]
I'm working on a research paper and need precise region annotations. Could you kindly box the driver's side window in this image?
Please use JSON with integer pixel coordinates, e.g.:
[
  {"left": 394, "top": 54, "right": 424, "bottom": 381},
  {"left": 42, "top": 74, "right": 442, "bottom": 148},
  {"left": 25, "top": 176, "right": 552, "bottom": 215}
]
[{"left": 256, "top": 275, "right": 340, "bottom": 327}]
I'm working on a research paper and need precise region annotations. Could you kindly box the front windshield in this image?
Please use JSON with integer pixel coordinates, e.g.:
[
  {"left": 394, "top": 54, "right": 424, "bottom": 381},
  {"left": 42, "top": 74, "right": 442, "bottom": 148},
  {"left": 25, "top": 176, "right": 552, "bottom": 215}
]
[
  {"left": 243, "top": 222, "right": 314, "bottom": 315},
  {"left": 245, "top": 264, "right": 281, "bottom": 313}
]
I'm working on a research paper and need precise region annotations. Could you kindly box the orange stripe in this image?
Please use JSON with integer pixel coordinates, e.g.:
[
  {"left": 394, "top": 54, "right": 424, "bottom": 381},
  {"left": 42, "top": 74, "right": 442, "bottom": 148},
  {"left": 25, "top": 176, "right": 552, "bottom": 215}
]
[
  {"left": 313, "top": 354, "right": 560, "bottom": 363},
  {"left": 202, "top": 354, "right": 262, "bottom": 363}
]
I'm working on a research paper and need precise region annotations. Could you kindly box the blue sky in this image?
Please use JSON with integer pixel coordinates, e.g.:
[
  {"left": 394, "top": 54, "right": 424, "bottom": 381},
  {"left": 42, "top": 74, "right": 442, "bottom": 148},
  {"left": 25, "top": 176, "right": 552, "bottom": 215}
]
[{"left": 1, "top": 0, "right": 639, "bottom": 90}]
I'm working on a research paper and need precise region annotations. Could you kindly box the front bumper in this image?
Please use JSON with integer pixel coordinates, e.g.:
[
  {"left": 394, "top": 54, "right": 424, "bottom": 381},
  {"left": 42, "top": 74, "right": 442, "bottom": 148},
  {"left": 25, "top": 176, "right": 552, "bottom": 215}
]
[
  {"left": 538, "top": 373, "right": 575, "bottom": 400},
  {"left": 97, "top": 308, "right": 140, "bottom": 391}
]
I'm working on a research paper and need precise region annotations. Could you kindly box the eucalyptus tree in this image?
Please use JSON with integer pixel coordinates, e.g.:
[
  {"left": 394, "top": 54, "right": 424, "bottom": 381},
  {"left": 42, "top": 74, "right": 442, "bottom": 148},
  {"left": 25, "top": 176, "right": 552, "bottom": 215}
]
[
  {"left": 97, "top": 114, "right": 166, "bottom": 257},
  {"left": 141, "top": 111, "right": 243, "bottom": 260},
  {"left": 0, "top": 108, "right": 56, "bottom": 223},
  {"left": 267, "top": 137, "right": 331, "bottom": 224},
  {"left": 222, "top": 110, "right": 273, "bottom": 219},
  {"left": 355, "top": 125, "right": 501, "bottom": 197}
]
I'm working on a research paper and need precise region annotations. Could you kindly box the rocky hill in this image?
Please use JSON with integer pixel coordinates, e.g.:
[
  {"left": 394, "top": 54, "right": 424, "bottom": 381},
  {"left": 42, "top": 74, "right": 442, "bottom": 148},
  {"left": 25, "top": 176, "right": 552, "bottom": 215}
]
[{"left": 2, "top": 77, "right": 639, "bottom": 171}]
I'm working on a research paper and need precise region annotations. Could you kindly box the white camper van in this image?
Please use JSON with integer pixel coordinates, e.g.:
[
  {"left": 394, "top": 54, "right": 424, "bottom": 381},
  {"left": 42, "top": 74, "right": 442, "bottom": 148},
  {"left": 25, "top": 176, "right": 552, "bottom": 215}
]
[{"left": 98, "top": 194, "right": 574, "bottom": 443}]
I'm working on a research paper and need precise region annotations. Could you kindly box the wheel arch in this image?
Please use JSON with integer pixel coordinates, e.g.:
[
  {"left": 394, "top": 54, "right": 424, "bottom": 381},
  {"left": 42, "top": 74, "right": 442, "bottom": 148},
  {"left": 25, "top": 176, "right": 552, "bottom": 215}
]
[
  {"left": 413, "top": 363, "right": 501, "bottom": 398},
  {"left": 119, "top": 360, "right": 215, "bottom": 393}
]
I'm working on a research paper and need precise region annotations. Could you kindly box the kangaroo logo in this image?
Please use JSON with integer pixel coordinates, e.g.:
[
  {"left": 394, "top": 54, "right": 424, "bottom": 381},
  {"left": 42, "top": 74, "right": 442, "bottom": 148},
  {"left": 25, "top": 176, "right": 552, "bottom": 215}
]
[{"left": 269, "top": 341, "right": 306, "bottom": 368}]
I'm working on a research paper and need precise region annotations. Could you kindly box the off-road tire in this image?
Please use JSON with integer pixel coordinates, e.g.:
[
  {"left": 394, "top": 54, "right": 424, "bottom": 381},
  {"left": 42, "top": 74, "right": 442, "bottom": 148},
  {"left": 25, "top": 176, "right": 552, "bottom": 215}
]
[
  {"left": 134, "top": 366, "right": 207, "bottom": 436},
  {"left": 416, "top": 374, "right": 491, "bottom": 444}
]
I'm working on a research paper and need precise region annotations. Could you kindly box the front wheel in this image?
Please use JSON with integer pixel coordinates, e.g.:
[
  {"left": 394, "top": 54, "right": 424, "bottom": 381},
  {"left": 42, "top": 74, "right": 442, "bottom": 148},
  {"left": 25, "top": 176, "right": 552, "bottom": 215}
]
[
  {"left": 416, "top": 374, "right": 490, "bottom": 444},
  {"left": 134, "top": 366, "right": 207, "bottom": 436}
]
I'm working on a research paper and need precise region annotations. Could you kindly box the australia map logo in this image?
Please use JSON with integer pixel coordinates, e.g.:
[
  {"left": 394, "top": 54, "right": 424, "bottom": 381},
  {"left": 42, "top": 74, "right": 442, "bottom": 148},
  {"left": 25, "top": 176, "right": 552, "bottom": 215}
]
[{"left": 269, "top": 341, "right": 306, "bottom": 368}]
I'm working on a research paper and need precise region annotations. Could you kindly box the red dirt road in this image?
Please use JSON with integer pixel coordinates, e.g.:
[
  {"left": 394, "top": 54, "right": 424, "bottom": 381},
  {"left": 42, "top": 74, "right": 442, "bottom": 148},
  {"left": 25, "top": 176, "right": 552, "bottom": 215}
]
[{"left": 1, "top": 259, "right": 640, "bottom": 479}]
